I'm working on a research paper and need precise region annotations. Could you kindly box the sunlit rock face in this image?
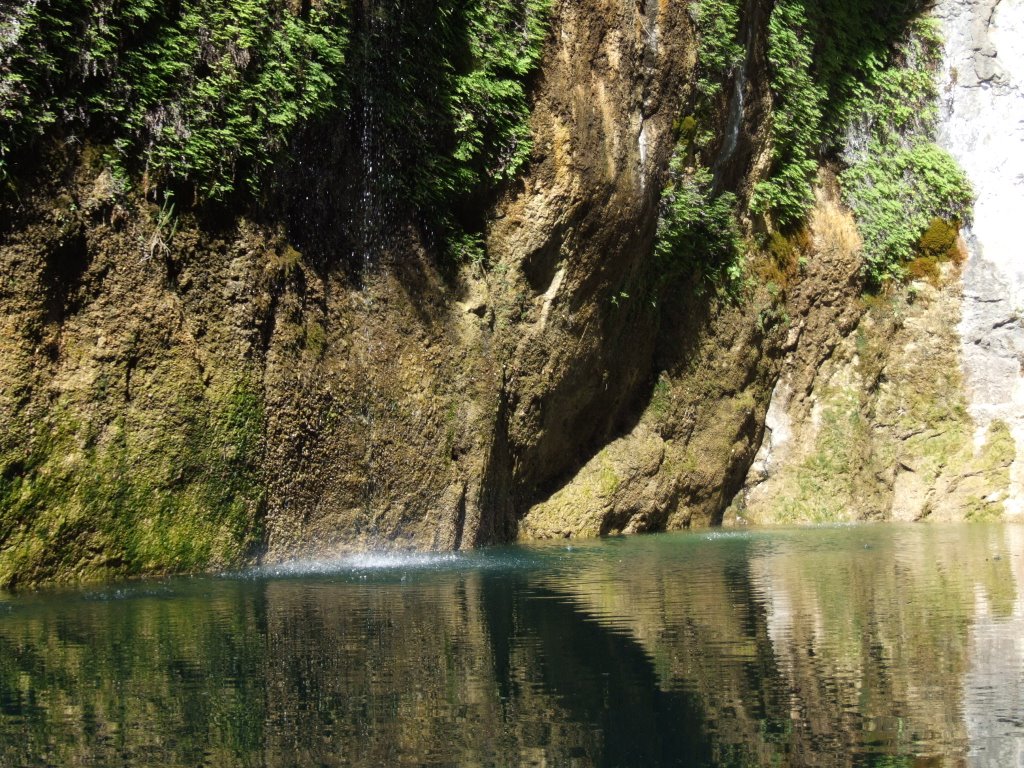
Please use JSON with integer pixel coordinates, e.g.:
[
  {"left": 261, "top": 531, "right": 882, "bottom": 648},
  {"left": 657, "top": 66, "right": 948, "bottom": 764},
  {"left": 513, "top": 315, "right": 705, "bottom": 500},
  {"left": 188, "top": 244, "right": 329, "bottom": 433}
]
[
  {"left": 737, "top": 0, "right": 1024, "bottom": 526},
  {"left": 936, "top": 0, "right": 1024, "bottom": 517}
]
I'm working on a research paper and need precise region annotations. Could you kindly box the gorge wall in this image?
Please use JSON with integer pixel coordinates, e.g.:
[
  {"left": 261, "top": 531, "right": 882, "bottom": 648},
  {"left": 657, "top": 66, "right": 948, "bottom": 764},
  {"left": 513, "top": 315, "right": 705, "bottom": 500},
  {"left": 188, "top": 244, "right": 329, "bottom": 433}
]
[
  {"left": 738, "top": 0, "right": 1024, "bottom": 524},
  {"left": 0, "top": 0, "right": 1019, "bottom": 586}
]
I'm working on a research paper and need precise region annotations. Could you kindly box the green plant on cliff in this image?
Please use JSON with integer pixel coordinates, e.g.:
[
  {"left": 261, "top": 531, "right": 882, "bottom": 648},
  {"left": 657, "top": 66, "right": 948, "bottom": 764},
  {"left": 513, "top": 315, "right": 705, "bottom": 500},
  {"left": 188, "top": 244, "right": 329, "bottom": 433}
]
[
  {"left": 653, "top": 0, "right": 746, "bottom": 299},
  {"left": 655, "top": 160, "right": 746, "bottom": 300},
  {"left": 2, "top": 0, "right": 549, "bottom": 261},
  {"left": 841, "top": 142, "right": 972, "bottom": 284},
  {"left": 834, "top": 17, "right": 973, "bottom": 286},
  {"left": 394, "top": 0, "right": 551, "bottom": 262},
  {"left": 687, "top": 0, "right": 744, "bottom": 154},
  {"left": 693, "top": 0, "right": 744, "bottom": 102},
  {"left": 751, "top": 0, "right": 973, "bottom": 284},
  {"left": 750, "top": 0, "right": 824, "bottom": 226},
  {"left": 0, "top": 0, "right": 349, "bottom": 200},
  {"left": 454, "top": 0, "right": 550, "bottom": 186}
]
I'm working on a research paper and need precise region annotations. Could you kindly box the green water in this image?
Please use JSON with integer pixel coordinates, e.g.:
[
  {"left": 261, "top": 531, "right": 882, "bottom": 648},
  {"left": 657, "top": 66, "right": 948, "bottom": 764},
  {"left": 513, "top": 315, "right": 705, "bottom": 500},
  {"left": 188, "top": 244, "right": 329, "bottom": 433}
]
[{"left": 1, "top": 524, "right": 1023, "bottom": 767}]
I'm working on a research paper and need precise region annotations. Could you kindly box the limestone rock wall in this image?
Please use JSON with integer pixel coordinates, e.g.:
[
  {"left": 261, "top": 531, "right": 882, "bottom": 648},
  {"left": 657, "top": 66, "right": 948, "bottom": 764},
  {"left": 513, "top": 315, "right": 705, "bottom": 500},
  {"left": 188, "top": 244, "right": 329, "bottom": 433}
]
[
  {"left": 737, "top": 0, "right": 1024, "bottom": 525},
  {"left": 0, "top": 0, "right": 720, "bottom": 582},
  {"left": 2, "top": 0, "right": 1021, "bottom": 586},
  {"left": 936, "top": 0, "right": 1024, "bottom": 517}
]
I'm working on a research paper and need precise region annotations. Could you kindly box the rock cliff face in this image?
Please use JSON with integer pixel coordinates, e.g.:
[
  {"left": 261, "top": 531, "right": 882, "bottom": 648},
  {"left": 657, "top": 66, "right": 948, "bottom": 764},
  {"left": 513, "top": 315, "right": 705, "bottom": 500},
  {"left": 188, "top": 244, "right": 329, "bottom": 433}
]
[
  {"left": 937, "top": 0, "right": 1024, "bottom": 515},
  {"left": 1, "top": 0, "right": 737, "bottom": 583},
  {"left": 738, "top": 0, "right": 1024, "bottom": 524},
  {"left": 0, "top": 0, "right": 1020, "bottom": 585}
]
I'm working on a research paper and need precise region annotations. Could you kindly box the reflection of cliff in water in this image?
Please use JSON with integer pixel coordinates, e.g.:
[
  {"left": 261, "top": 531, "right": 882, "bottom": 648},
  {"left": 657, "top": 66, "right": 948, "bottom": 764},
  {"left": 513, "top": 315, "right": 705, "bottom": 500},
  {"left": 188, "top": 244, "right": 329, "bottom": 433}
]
[
  {"left": 965, "top": 524, "right": 1024, "bottom": 767},
  {"left": 1, "top": 526, "right": 1023, "bottom": 767},
  {"left": 260, "top": 571, "right": 731, "bottom": 767},
  {"left": 535, "top": 526, "right": 1024, "bottom": 766},
  {"left": 0, "top": 572, "right": 726, "bottom": 767}
]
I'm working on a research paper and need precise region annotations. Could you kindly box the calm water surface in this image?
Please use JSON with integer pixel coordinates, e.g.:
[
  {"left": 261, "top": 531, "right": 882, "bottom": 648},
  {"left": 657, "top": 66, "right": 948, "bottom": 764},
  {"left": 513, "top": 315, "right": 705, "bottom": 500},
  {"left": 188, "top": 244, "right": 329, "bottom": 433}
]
[{"left": 1, "top": 524, "right": 1023, "bottom": 767}]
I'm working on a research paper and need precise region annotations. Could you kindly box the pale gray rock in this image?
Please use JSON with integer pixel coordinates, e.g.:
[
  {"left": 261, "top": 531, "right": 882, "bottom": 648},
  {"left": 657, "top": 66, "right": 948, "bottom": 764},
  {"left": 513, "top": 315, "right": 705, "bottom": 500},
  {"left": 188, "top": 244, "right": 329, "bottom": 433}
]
[{"left": 938, "top": 0, "right": 1024, "bottom": 516}]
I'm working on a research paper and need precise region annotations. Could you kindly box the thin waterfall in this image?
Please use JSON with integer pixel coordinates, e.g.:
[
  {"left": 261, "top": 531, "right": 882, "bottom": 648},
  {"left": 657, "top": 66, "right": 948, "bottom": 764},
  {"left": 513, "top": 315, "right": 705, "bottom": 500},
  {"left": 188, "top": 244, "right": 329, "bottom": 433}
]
[
  {"left": 352, "top": 0, "right": 394, "bottom": 274},
  {"left": 717, "top": 66, "right": 746, "bottom": 168},
  {"left": 352, "top": 0, "right": 396, "bottom": 532},
  {"left": 713, "top": 0, "right": 756, "bottom": 181}
]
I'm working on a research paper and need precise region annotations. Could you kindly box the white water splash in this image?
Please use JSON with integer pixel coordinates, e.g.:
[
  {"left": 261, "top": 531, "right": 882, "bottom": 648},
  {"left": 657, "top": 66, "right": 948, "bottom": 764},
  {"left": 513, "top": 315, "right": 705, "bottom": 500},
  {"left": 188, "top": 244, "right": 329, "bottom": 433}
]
[{"left": 257, "top": 551, "right": 466, "bottom": 578}]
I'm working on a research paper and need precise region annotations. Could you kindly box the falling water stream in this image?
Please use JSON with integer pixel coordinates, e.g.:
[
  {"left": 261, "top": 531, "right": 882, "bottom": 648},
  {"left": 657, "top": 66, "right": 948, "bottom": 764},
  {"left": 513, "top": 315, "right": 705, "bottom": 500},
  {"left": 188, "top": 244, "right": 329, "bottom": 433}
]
[
  {"left": 352, "top": 0, "right": 397, "bottom": 529},
  {"left": 719, "top": 66, "right": 745, "bottom": 164},
  {"left": 714, "top": 0, "right": 757, "bottom": 182}
]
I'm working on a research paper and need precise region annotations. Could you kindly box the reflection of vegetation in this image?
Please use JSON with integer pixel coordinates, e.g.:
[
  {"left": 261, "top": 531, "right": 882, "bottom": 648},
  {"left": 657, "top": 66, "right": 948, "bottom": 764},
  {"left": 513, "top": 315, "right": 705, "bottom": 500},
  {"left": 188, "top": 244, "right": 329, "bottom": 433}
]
[
  {"left": 0, "top": 586, "right": 269, "bottom": 767},
  {"left": 2, "top": 526, "right": 1018, "bottom": 766}
]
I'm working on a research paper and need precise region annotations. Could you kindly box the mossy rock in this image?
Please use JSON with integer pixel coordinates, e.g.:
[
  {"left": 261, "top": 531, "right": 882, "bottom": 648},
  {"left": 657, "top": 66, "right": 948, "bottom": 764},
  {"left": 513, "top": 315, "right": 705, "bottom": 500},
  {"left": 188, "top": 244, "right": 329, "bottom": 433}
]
[
  {"left": 906, "top": 255, "right": 941, "bottom": 286},
  {"left": 917, "top": 218, "right": 961, "bottom": 262},
  {"left": 676, "top": 115, "right": 698, "bottom": 144},
  {"left": 0, "top": 376, "right": 266, "bottom": 588}
]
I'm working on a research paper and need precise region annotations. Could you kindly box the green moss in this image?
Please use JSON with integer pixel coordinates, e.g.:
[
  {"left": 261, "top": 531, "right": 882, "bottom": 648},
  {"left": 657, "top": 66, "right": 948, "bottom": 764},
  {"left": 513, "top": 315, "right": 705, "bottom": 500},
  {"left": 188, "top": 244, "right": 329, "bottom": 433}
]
[
  {"left": 268, "top": 244, "right": 303, "bottom": 279},
  {"left": 597, "top": 465, "right": 621, "bottom": 499},
  {"left": 304, "top": 321, "right": 327, "bottom": 357},
  {"left": 962, "top": 417, "right": 1011, "bottom": 517},
  {"left": 776, "top": 388, "right": 868, "bottom": 523},
  {"left": 677, "top": 115, "right": 698, "bottom": 146},
  {"left": 0, "top": 376, "right": 265, "bottom": 588},
  {"left": 647, "top": 376, "right": 673, "bottom": 421},
  {"left": 906, "top": 255, "right": 940, "bottom": 285},
  {"left": 768, "top": 232, "right": 797, "bottom": 268},
  {"left": 443, "top": 398, "right": 460, "bottom": 462},
  {"left": 978, "top": 420, "right": 1016, "bottom": 471},
  {"left": 918, "top": 217, "right": 961, "bottom": 261}
]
